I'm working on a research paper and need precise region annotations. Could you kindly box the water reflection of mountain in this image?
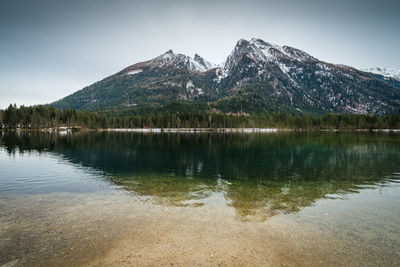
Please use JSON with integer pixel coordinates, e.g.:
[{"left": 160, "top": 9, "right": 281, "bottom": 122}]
[{"left": 1, "top": 132, "right": 400, "bottom": 221}]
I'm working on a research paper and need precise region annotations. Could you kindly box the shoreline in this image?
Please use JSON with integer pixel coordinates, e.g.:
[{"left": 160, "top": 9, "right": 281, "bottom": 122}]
[
  {"left": 101, "top": 128, "right": 281, "bottom": 133},
  {"left": 1, "top": 127, "right": 400, "bottom": 133}
]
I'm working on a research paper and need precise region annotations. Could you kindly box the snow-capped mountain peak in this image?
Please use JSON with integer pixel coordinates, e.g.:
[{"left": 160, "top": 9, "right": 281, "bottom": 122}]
[
  {"left": 361, "top": 67, "right": 400, "bottom": 81},
  {"left": 221, "top": 38, "right": 316, "bottom": 73},
  {"left": 149, "top": 50, "right": 216, "bottom": 72},
  {"left": 194, "top": 53, "right": 217, "bottom": 70},
  {"left": 215, "top": 38, "right": 317, "bottom": 83}
]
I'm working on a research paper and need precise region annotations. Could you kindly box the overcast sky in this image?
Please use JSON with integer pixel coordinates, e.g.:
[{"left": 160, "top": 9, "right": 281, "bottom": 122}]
[{"left": 1, "top": 0, "right": 399, "bottom": 108}]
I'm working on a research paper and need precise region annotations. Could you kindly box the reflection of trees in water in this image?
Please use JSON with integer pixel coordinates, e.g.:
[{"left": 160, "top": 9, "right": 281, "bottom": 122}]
[
  {"left": 224, "top": 179, "right": 375, "bottom": 222},
  {"left": 112, "top": 175, "right": 213, "bottom": 207},
  {"left": 1, "top": 132, "right": 399, "bottom": 222}
]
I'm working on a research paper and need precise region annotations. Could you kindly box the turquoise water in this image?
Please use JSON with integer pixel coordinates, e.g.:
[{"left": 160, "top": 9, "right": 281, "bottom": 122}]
[{"left": 1, "top": 132, "right": 400, "bottom": 266}]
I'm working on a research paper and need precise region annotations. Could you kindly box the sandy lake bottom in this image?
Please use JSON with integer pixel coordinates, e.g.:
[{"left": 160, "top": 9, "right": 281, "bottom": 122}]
[{"left": 1, "top": 132, "right": 400, "bottom": 266}]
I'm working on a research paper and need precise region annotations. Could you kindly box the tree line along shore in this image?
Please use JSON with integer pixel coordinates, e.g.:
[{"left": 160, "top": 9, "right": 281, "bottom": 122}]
[{"left": 1, "top": 104, "right": 400, "bottom": 131}]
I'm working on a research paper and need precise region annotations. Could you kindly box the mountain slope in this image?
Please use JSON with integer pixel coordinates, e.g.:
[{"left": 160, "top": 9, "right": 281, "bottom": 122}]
[
  {"left": 52, "top": 38, "right": 400, "bottom": 115},
  {"left": 53, "top": 50, "right": 221, "bottom": 111}
]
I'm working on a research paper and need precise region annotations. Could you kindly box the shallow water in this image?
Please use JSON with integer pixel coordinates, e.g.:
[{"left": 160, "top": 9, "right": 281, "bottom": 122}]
[{"left": 0, "top": 132, "right": 400, "bottom": 266}]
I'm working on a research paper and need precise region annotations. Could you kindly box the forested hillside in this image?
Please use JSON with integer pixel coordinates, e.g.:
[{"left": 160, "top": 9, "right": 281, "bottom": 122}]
[{"left": 1, "top": 104, "right": 400, "bottom": 130}]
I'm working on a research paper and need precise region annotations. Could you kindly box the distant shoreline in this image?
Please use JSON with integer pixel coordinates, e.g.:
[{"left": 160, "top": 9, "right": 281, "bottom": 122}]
[
  {"left": 100, "top": 128, "right": 400, "bottom": 133},
  {"left": 101, "top": 128, "right": 281, "bottom": 133},
  {"left": 1, "top": 127, "right": 400, "bottom": 133}
]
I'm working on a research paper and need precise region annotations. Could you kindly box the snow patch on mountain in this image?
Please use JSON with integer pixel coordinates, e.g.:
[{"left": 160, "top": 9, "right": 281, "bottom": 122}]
[
  {"left": 186, "top": 80, "right": 194, "bottom": 89},
  {"left": 126, "top": 69, "right": 143, "bottom": 75},
  {"left": 277, "top": 62, "right": 291, "bottom": 75},
  {"left": 214, "top": 68, "right": 229, "bottom": 83},
  {"left": 186, "top": 80, "right": 204, "bottom": 96}
]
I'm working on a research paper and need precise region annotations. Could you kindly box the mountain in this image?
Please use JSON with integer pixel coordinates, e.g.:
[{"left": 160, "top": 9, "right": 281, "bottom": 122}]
[
  {"left": 361, "top": 67, "right": 400, "bottom": 81},
  {"left": 52, "top": 38, "right": 400, "bottom": 115}
]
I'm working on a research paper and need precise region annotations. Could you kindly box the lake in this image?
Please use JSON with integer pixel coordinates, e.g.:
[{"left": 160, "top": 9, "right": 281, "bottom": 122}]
[{"left": 1, "top": 132, "right": 400, "bottom": 266}]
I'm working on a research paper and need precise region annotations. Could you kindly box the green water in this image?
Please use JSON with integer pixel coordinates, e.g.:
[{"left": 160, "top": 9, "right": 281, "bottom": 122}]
[{"left": 1, "top": 132, "right": 400, "bottom": 266}]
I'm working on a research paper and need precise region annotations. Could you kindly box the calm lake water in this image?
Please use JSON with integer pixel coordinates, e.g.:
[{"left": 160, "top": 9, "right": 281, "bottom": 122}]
[{"left": 1, "top": 132, "right": 400, "bottom": 266}]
